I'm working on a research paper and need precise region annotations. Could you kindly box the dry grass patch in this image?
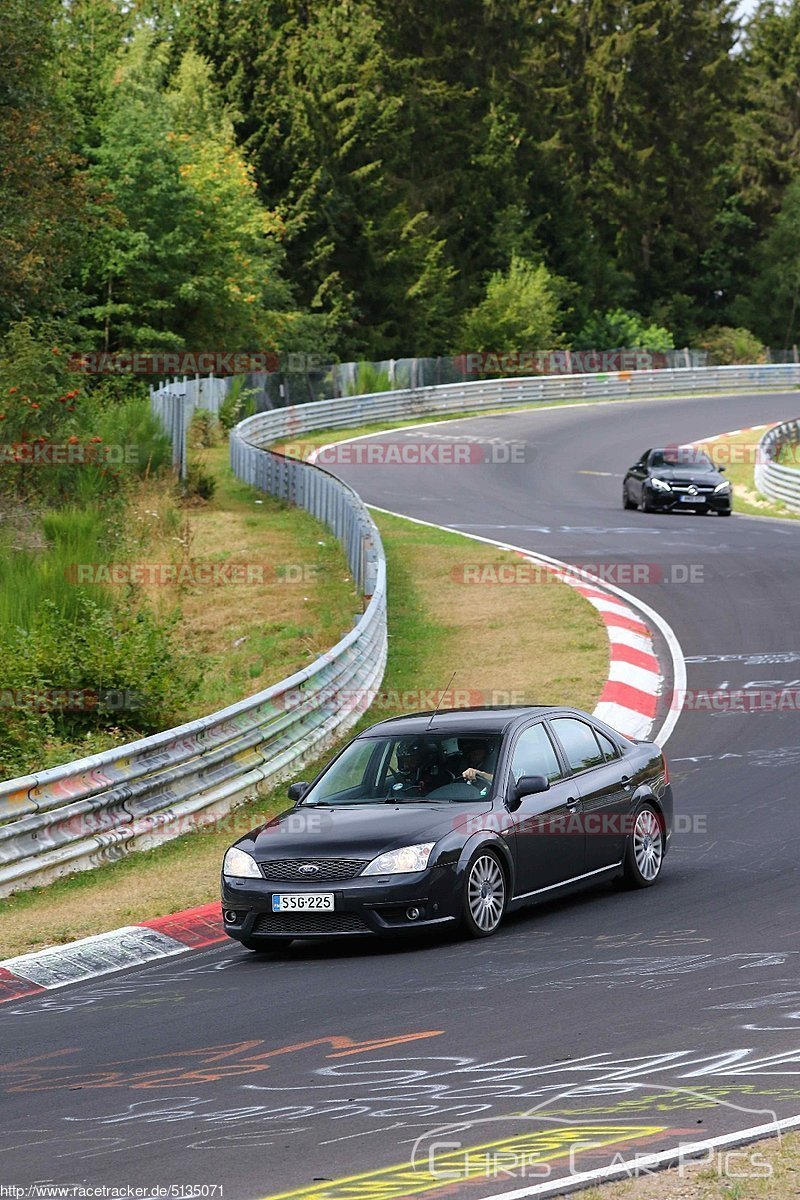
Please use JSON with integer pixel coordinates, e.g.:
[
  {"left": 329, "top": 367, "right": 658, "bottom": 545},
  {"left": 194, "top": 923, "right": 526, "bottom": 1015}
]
[
  {"left": 582, "top": 1130, "right": 800, "bottom": 1200},
  {"left": 124, "top": 447, "right": 359, "bottom": 715},
  {"left": 372, "top": 511, "right": 608, "bottom": 712}
]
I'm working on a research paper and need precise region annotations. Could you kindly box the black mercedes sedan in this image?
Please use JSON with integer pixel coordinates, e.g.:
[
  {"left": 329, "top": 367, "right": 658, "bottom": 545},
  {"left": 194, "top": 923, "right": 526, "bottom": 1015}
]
[
  {"left": 221, "top": 706, "right": 673, "bottom": 949},
  {"left": 623, "top": 446, "right": 733, "bottom": 514}
]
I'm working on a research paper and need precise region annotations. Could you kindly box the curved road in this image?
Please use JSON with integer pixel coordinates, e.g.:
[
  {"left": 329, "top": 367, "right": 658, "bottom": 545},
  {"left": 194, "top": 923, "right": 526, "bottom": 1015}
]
[{"left": 2, "top": 391, "right": 800, "bottom": 1199}]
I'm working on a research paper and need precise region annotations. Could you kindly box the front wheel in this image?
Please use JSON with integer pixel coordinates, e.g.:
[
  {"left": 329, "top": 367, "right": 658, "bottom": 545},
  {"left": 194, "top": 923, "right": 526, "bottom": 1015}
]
[
  {"left": 622, "top": 803, "right": 665, "bottom": 888},
  {"left": 623, "top": 484, "right": 636, "bottom": 510},
  {"left": 640, "top": 488, "right": 657, "bottom": 513},
  {"left": 461, "top": 850, "right": 506, "bottom": 938}
]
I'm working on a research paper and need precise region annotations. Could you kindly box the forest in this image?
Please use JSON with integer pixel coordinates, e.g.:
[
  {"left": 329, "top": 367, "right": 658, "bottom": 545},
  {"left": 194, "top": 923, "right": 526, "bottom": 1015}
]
[{"left": 4, "top": 0, "right": 800, "bottom": 367}]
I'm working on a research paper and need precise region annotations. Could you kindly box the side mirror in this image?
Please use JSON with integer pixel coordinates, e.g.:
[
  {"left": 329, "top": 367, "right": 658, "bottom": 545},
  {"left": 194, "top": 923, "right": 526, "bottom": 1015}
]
[
  {"left": 507, "top": 774, "right": 550, "bottom": 811},
  {"left": 287, "top": 782, "right": 309, "bottom": 804},
  {"left": 718, "top": 465, "right": 726, "bottom": 472}
]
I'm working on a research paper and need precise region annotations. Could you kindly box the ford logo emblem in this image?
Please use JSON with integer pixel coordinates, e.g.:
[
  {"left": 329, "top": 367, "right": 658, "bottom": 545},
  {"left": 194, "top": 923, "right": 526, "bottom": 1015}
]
[{"left": 298, "top": 863, "right": 320, "bottom": 875}]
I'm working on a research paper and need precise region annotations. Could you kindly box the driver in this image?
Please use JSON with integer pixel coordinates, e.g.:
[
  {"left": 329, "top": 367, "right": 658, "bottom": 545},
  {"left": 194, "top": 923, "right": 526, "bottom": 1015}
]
[
  {"left": 390, "top": 739, "right": 452, "bottom": 795},
  {"left": 459, "top": 737, "right": 495, "bottom": 785}
]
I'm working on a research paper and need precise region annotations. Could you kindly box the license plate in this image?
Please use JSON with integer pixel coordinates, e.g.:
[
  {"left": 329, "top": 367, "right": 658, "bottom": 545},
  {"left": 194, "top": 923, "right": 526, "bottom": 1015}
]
[
  {"left": 679, "top": 494, "right": 698, "bottom": 503},
  {"left": 272, "top": 893, "right": 335, "bottom": 912}
]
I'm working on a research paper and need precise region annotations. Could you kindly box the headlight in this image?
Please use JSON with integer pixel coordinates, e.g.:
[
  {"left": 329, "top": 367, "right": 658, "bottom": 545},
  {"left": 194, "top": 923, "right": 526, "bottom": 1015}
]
[
  {"left": 714, "top": 480, "right": 732, "bottom": 493},
  {"left": 223, "top": 846, "right": 261, "bottom": 878},
  {"left": 649, "top": 477, "right": 672, "bottom": 492},
  {"left": 362, "top": 842, "right": 436, "bottom": 875}
]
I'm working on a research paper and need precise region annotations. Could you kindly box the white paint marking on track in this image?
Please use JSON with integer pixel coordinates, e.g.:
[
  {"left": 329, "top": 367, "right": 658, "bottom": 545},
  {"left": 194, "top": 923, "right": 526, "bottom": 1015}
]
[
  {"left": 473, "top": 1113, "right": 800, "bottom": 1200},
  {"left": 367, "top": 505, "right": 686, "bottom": 748}
]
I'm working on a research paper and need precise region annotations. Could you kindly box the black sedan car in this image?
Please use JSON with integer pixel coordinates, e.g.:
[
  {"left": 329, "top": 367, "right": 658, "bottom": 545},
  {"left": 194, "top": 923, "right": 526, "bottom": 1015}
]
[
  {"left": 623, "top": 446, "right": 732, "bottom": 514},
  {"left": 221, "top": 706, "right": 673, "bottom": 948}
]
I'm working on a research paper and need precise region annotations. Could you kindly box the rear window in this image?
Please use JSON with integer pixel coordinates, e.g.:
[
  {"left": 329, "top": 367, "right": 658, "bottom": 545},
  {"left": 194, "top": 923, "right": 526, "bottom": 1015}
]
[{"left": 550, "top": 718, "right": 605, "bottom": 772}]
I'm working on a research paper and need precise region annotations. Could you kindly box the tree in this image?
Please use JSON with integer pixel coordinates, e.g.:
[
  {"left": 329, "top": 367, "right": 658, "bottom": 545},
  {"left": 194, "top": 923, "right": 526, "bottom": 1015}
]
[
  {"left": 740, "top": 175, "right": 800, "bottom": 346},
  {"left": 0, "top": 0, "right": 86, "bottom": 327},
  {"left": 458, "top": 258, "right": 567, "bottom": 351},
  {"left": 81, "top": 34, "right": 302, "bottom": 353}
]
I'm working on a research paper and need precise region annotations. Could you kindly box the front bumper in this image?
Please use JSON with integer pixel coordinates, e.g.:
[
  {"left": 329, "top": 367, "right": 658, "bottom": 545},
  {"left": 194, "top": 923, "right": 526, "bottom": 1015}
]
[
  {"left": 649, "top": 487, "right": 731, "bottom": 514},
  {"left": 221, "top": 867, "right": 461, "bottom": 941}
]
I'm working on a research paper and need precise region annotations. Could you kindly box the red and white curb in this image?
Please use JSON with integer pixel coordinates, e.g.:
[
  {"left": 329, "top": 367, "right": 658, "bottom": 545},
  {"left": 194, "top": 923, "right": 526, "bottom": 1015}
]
[
  {"left": 367, "top": 506, "right": 683, "bottom": 746},
  {"left": 520, "top": 557, "right": 661, "bottom": 739},
  {"left": 0, "top": 902, "right": 224, "bottom": 1004}
]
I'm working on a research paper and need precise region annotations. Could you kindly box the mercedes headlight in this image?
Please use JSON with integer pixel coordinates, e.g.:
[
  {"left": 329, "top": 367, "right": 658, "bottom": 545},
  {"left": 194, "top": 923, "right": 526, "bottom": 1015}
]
[
  {"left": 362, "top": 842, "right": 436, "bottom": 875},
  {"left": 714, "top": 480, "right": 732, "bottom": 493},
  {"left": 223, "top": 846, "right": 261, "bottom": 878},
  {"left": 650, "top": 477, "right": 672, "bottom": 492}
]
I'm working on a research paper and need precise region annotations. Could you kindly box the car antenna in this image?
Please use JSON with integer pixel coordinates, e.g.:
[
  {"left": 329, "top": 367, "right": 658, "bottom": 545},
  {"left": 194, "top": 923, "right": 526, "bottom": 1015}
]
[{"left": 427, "top": 671, "right": 457, "bottom": 729}]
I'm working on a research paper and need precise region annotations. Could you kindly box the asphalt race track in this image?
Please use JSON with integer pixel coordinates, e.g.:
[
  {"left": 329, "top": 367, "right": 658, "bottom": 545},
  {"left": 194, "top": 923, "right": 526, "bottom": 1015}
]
[{"left": 2, "top": 391, "right": 800, "bottom": 1200}]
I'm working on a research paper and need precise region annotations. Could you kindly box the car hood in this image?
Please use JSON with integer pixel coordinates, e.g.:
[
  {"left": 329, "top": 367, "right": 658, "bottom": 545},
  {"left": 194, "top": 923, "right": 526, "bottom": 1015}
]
[
  {"left": 651, "top": 466, "right": 725, "bottom": 486},
  {"left": 245, "top": 802, "right": 488, "bottom": 860}
]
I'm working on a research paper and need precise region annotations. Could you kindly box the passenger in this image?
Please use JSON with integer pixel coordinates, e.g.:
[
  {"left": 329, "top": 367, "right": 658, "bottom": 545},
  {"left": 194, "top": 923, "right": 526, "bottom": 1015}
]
[{"left": 390, "top": 739, "right": 453, "bottom": 795}]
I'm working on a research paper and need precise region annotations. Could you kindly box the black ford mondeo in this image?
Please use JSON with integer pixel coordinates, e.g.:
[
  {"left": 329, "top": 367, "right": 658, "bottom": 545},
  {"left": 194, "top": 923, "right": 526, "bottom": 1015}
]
[{"left": 221, "top": 706, "right": 673, "bottom": 949}]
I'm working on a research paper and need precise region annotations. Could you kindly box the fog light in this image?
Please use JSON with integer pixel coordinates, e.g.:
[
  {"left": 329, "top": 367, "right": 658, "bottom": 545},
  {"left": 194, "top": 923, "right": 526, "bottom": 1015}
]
[
  {"left": 224, "top": 910, "right": 240, "bottom": 923},
  {"left": 406, "top": 906, "right": 421, "bottom": 921}
]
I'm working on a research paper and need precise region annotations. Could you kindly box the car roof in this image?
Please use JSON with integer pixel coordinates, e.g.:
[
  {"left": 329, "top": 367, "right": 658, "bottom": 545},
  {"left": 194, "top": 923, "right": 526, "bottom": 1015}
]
[{"left": 358, "top": 705, "right": 564, "bottom": 739}]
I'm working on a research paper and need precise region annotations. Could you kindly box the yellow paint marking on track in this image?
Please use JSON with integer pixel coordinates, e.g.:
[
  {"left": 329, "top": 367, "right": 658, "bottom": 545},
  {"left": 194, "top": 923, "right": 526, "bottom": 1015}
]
[{"left": 263, "top": 1123, "right": 668, "bottom": 1200}]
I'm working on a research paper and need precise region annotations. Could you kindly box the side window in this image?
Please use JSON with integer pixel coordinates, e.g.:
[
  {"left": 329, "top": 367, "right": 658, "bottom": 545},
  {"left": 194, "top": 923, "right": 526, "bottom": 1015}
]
[
  {"left": 550, "top": 718, "right": 605, "bottom": 772},
  {"left": 596, "top": 730, "right": 619, "bottom": 762},
  {"left": 510, "top": 723, "right": 562, "bottom": 784}
]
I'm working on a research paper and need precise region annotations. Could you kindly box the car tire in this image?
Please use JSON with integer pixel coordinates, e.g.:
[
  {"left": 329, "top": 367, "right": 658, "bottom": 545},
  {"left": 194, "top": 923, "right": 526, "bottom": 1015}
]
[
  {"left": 719, "top": 509, "right": 732, "bottom": 516},
  {"left": 622, "top": 802, "right": 665, "bottom": 888},
  {"left": 639, "top": 489, "right": 657, "bottom": 513},
  {"left": 239, "top": 937, "right": 293, "bottom": 952},
  {"left": 622, "top": 485, "right": 636, "bottom": 510},
  {"left": 460, "top": 849, "right": 506, "bottom": 938}
]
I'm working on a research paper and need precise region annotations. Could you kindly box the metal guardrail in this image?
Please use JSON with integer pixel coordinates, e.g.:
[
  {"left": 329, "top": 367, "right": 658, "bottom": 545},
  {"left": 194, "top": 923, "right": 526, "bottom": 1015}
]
[
  {"left": 754, "top": 418, "right": 800, "bottom": 512},
  {"left": 2, "top": 362, "right": 798, "bottom": 896},
  {"left": 213, "top": 363, "right": 800, "bottom": 443},
  {"left": 0, "top": 417, "right": 386, "bottom": 897}
]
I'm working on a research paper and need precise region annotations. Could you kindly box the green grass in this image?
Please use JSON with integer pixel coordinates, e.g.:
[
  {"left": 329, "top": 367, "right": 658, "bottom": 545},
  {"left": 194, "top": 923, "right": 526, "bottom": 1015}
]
[
  {"left": 0, "top": 502, "right": 608, "bottom": 956},
  {"left": 695, "top": 429, "right": 800, "bottom": 520}
]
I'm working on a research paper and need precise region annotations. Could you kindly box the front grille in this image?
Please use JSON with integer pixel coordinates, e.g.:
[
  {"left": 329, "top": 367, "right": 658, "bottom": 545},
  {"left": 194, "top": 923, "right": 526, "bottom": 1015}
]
[
  {"left": 670, "top": 481, "right": 715, "bottom": 495},
  {"left": 252, "top": 911, "right": 371, "bottom": 936},
  {"left": 259, "top": 858, "right": 367, "bottom": 882}
]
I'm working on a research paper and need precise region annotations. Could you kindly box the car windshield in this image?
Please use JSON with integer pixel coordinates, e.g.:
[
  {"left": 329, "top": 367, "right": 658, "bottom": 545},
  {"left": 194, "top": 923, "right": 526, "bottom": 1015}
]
[
  {"left": 300, "top": 733, "right": 502, "bottom": 805},
  {"left": 650, "top": 447, "right": 715, "bottom": 471}
]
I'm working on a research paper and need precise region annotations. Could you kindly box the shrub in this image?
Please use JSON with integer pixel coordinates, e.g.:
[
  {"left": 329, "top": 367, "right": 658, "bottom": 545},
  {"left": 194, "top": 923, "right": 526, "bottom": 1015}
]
[
  {"left": 345, "top": 363, "right": 394, "bottom": 395},
  {"left": 183, "top": 459, "right": 216, "bottom": 500},
  {"left": 573, "top": 308, "right": 675, "bottom": 352},
  {"left": 695, "top": 326, "right": 767, "bottom": 365},
  {"left": 218, "top": 376, "right": 258, "bottom": 432},
  {"left": 458, "top": 257, "right": 568, "bottom": 353},
  {"left": 188, "top": 409, "right": 221, "bottom": 448}
]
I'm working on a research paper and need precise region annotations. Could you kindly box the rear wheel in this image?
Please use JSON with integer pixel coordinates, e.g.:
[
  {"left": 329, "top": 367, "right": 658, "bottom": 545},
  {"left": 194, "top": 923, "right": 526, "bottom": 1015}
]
[
  {"left": 239, "top": 937, "right": 293, "bottom": 952},
  {"left": 622, "top": 803, "right": 665, "bottom": 888},
  {"left": 461, "top": 850, "right": 506, "bottom": 938}
]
